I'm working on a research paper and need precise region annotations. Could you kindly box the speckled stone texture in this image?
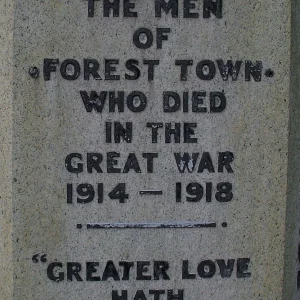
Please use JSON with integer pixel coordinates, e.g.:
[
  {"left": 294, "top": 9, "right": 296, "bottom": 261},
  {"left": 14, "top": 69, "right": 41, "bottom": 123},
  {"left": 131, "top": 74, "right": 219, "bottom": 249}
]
[{"left": 0, "top": 0, "right": 299, "bottom": 299}]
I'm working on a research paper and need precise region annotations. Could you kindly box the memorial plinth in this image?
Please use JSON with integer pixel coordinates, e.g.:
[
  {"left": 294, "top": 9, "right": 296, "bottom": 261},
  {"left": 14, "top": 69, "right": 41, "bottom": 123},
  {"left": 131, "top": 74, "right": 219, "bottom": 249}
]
[{"left": 0, "top": 0, "right": 299, "bottom": 299}]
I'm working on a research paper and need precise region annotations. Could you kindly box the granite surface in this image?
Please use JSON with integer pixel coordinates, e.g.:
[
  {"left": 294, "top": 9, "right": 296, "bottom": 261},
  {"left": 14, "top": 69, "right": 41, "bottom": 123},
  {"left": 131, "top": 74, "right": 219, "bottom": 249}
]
[{"left": 0, "top": 0, "right": 298, "bottom": 299}]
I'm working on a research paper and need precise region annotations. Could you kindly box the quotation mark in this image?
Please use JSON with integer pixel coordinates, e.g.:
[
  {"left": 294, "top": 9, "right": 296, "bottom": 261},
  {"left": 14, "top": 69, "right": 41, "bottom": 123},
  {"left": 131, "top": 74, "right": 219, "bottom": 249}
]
[{"left": 32, "top": 254, "right": 47, "bottom": 263}]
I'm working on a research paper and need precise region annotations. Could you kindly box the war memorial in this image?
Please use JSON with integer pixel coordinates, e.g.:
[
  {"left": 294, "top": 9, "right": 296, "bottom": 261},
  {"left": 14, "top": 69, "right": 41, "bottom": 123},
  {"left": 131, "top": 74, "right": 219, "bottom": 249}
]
[{"left": 0, "top": 0, "right": 299, "bottom": 299}]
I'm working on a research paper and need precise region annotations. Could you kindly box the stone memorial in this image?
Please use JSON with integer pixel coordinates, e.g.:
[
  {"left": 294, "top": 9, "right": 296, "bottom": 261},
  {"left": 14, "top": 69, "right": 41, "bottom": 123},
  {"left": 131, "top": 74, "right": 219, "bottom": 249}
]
[{"left": 0, "top": 0, "right": 299, "bottom": 299}]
